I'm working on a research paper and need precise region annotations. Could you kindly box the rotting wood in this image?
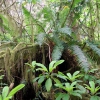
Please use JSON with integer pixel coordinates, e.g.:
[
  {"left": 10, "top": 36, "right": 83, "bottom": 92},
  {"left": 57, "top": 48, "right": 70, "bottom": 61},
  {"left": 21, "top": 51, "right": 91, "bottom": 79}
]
[{"left": 0, "top": 43, "right": 40, "bottom": 83}]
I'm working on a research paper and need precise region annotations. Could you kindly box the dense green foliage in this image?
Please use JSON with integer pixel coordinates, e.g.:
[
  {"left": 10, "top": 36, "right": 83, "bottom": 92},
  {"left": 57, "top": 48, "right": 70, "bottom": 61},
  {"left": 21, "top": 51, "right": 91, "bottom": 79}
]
[{"left": 0, "top": 0, "right": 100, "bottom": 100}]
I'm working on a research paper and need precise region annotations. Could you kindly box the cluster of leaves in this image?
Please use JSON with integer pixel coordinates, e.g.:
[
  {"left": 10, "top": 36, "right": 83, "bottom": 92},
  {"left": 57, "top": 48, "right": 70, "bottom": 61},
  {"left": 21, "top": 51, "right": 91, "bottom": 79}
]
[
  {"left": 27, "top": 60, "right": 65, "bottom": 91},
  {"left": 0, "top": 0, "right": 90, "bottom": 61},
  {"left": 0, "top": 0, "right": 99, "bottom": 70},
  {"left": 27, "top": 60, "right": 100, "bottom": 100},
  {"left": 0, "top": 0, "right": 100, "bottom": 99},
  {"left": 0, "top": 84, "right": 25, "bottom": 100},
  {"left": 0, "top": 75, "right": 25, "bottom": 100}
]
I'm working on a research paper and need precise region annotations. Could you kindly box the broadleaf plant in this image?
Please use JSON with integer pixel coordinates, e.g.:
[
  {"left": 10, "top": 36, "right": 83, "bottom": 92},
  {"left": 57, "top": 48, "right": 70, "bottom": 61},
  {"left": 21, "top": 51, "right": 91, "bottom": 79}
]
[
  {"left": 84, "top": 81, "right": 100, "bottom": 95},
  {"left": 57, "top": 71, "right": 83, "bottom": 82},
  {"left": 33, "top": 60, "right": 64, "bottom": 92},
  {"left": 55, "top": 81, "right": 83, "bottom": 100},
  {"left": 0, "top": 84, "right": 25, "bottom": 100}
]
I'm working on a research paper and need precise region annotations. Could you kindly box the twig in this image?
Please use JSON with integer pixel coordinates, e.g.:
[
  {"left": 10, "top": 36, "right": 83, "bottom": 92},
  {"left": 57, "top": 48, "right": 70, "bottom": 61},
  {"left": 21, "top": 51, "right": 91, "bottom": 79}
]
[
  {"left": 0, "top": 1, "right": 16, "bottom": 12},
  {"left": 45, "top": 43, "right": 52, "bottom": 62}
]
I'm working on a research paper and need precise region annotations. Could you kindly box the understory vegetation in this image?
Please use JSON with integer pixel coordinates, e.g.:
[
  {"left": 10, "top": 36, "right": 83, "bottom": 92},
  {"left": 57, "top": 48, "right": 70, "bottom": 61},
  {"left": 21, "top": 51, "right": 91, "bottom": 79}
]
[{"left": 0, "top": 0, "right": 100, "bottom": 100}]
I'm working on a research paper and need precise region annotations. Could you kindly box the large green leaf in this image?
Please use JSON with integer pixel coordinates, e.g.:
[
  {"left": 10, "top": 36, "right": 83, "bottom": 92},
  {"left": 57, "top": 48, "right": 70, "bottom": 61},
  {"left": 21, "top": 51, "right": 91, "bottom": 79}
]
[
  {"left": 38, "top": 76, "right": 45, "bottom": 84},
  {"left": 32, "top": 61, "right": 36, "bottom": 67},
  {"left": 73, "top": 71, "right": 80, "bottom": 76},
  {"left": 35, "top": 63, "right": 48, "bottom": 72},
  {"left": 8, "top": 84, "right": 25, "bottom": 97},
  {"left": 71, "top": 92, "right": 82, "bottom": 99},
  {"left": 57, "top": 72, "right": 67, "bottom": 81},
  {"left": 89, "top": 81, "right": 95, "bottom": 90},
  {"left": 90, "top": 96, "right": 100, "bottom": 100},
  {"left": 56, "top": 93, "right": 63, "bottom": 100},
  {"left": 53, "top": 60, "right": 64, "bottom": 70},
  {"left": 33, "top": 77, "right": 40, "bottom": 82},
  {"left": 66, "top": 73, "right": 72, "bottom": 80},
  {"left": 76, "top": 84, "right": 86, "bottom": 93},
  {"left": 52, "top": 77, "right": 61, "bottom": 84},
  {"left": 71, "top": 81, "right": 77, "bottom": 87},
  {"left": 2, "top": 86, "right": 9, "bottom": 100},
  {"left": 49, "top": 61, "right": 56, "bottom": 72},
  {"left": 45, "top": 78, "right": 52, "bottom": 91},
  {"left": 55, "top": 83, "right": 64, "bottom": 89},
  {"left": 4, "top": 97, "right": 11, "bottom": 100},
  {"left": 49, "top": 60, "right": 64, "bottom": 72},
  {"left": 56, "top": 93, "right": 70, "bottom": 100},
  {"left": 0, "top": 95, "right": 2, "bottom": 100},
  {"left": 62, "top": 94, "right": 70, "bottom": 100}
]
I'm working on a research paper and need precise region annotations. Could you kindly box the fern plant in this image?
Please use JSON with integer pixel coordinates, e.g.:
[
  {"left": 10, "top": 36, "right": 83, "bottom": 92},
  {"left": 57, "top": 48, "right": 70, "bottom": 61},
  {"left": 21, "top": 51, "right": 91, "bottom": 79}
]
[
  {"left": 35, "top": 1, "right": 75, "bottom": 61},
  {"left": 22, "top": 5, "right": 45, "bottom": 43},
  {"left": 85, "top": 41, "right": 100, "bottom": 65},
  {"left": 86, "top": 41, "right": 100, "bottom": 57},
  {"left": 72, "top": 45, "right": 90, "bottom": 72},
  {"left": 0, "top": 13, "right": 20, "bottom": 42},
  {"left": 35, "top": 0, "right": 88, "bottom": 61}
]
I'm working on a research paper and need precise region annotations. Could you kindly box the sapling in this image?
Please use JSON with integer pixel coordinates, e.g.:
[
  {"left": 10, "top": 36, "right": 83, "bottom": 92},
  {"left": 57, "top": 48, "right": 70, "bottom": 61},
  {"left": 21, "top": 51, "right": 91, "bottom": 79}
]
[
  {"left": 55, "top": 81, "right": 83, "bottom": 100},
  {"left": 33, "top": 60, "right": 64, "bottom": 100},
  {"left": 84, "top": 81, "right": 100, "bottom": 100},
  {"left": 33, "top": 60, "right": 64, "bottom": 92}
]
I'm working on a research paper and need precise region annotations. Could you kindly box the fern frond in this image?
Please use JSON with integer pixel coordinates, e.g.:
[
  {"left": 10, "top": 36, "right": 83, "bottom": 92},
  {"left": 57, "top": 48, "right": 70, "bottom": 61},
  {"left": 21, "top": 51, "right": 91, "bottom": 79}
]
[
  {"left": 36, "top": 33, "right": 46, "bottom": 46},
  {"left": 0, "top": 13, "right": 19, "bottom": 40},
  {"left": 52, "top": 45, "right": 64, "bottom": 61},
  {"left": 58, "top": 26, "right": 72, "bottom": 36},
  {"left": 59, "top": 6, "right": 69, "bottom": 27},
  {"left": 86, "top": 42, "right": 100, "bottom": 57},
  {"left": 39, "top": 7, "right": 53, "bottom": 22},
  {"left": 22, "top": 6, "right": 45, "bottom": 35},
  {"left": 72, "top": 45, "right": 90, "bottom": 72},
  {"left": 51, "top": 34, "right": 64, "bottom": 60},
  {"left": 0, "top": 14, "right": 11, "bottom": 34},
  {"left": 22, "top": 6, "right": 35, "bottom": 35}
]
